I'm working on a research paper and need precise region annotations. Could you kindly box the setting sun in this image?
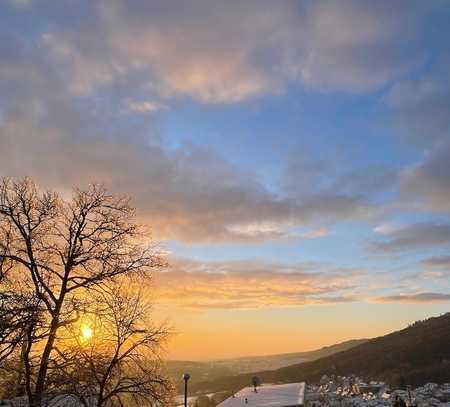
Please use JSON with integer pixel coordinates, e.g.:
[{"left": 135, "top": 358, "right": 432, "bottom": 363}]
[{"left": 81, "top": 325, "right": 93, "bottom": 341}]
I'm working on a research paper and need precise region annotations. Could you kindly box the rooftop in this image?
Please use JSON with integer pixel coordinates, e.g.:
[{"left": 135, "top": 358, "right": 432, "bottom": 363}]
[{"left": 217, "top": 382, "right": 306, "bottom": 407}]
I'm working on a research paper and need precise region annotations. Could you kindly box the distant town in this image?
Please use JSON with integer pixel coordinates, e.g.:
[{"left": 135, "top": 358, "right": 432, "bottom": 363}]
[{"left": 174, "top": 377, "right": 450, "bottom": 407}]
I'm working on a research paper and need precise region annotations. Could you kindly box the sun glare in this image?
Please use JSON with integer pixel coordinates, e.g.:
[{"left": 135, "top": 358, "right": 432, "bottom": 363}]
[{"left": 81, "top": 325, "right": 93, "bottom": 341}]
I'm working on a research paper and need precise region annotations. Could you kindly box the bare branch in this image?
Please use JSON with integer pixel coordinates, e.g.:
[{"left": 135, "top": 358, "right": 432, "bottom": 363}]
[{"left": 0, "top": 177, "right": 168, "bottom": 406}]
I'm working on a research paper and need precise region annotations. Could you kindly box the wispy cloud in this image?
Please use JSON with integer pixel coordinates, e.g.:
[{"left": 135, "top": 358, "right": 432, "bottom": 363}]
[
  {"left": 389, "top": 59, "right": 450, "bottom": 214},
  {"left": 151, "top": 258, "right": 364, "bottom": 310},
  {"left": 401, "top": 140, "right": 450, "bottom": 213},
  {"left": 374, "top": 292, "right": 450, "bottom": 303},
  {"left": 421, "top": 256, "right": 450, "bottom": 268},
  {"left": 418, "top": 256, "right": 450, "bottom": 280},
  {"left": 224, "top": 223, "right": 329, "bottom": 241},
  {"left": 370, "top": 223, "right": 450, "bottom": 252},
  {"left": 126, "top": 100, "right": 167, "bottom": 114},
  {"left": 385, "top": 59, "right": 450, "bottom": 145}
]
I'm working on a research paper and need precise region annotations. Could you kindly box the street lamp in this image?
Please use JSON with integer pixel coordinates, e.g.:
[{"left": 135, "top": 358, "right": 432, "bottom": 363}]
[
  {"left": 182, "top": 373, "right": 191, "bottom": 407},
  {"left": 252, "top": 376, "right": 261, "bottom": 393}
]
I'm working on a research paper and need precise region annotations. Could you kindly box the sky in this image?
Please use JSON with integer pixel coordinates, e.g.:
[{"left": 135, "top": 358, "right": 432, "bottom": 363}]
[{"left": 0, "top": 0, "right": 449, "bottom": 360}]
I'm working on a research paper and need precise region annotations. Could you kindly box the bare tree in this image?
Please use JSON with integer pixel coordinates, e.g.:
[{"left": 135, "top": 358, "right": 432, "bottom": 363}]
[
  {"left": 51, "top": 284, "right": 174, "bottom": 406},
  {"left": 0, "top": 178, "right": 166, "bottom": 407},
  {"left": 0, "top": 287, "right": 48, "bottom": 400},
  {"left": 0, "top": 291, "right": 39, "bottom": 365}
]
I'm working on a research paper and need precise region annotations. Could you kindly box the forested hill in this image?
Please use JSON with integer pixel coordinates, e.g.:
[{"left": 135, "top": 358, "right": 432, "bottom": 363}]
[
  {"left": 190, "top": 313, "right": 450, "bottom": 394},
  {"left": 166, "top": 339, "right": 367, "bottom": 393}
]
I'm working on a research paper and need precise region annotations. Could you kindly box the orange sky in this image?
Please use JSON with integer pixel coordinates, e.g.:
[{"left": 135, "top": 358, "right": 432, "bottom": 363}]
[{"left": 156, "top": 302, "right": 450, "bottom": 360}]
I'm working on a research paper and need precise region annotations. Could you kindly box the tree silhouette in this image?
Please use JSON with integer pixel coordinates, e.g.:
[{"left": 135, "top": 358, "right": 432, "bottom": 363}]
[
  {"left": 0, "top": 178, "right": 168, "bottom": 406},
  {"left": 50, "top": 284, "right": 173, "bottom": 406}
]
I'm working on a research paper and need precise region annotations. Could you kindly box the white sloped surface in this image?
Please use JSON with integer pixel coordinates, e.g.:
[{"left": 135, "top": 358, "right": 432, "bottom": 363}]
[{"left": 217, "top": 382, "right": 305, "bottom": 407}]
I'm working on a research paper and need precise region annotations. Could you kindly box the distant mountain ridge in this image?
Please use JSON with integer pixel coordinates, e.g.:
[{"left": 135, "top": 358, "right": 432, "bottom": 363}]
[
  {"left": 166, "top": 339, "right": 367, "bottom": 393},
  {"left": 190, "top": 313, "right": 450, "bottom": 394},
  {"left": 209, "top": 338, "right": 369, "bottom": 371}
]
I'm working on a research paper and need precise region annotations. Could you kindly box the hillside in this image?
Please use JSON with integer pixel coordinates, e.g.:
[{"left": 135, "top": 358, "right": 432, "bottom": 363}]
[
  {"left": 190, "top": 313, "right": 450, "bottom": 394},
  {"left": 210, "top": 339, "right": 368, "bottom": 374},
  {"left": 165, "top": 339, "right": 367, "bottom": 393}
]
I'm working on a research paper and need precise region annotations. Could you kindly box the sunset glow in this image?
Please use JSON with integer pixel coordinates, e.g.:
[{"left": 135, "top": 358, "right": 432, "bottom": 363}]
[
  {"left": 1, "top": 0, "right": 449, "bottom": 362},
  {"left": 81, "top": 326, "right": 93, "bottom": 341}
]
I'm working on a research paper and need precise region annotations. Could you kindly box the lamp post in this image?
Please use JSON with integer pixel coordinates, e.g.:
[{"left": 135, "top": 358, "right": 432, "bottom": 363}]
[
  {"left": 252, "top": 376, "right": 260, "bottom": 393},
  {"left": 182, "top": 373, "right": 191, "bottom": 407}
]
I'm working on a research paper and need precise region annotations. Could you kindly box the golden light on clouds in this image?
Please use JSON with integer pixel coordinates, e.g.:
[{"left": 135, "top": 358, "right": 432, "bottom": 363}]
[{"left": 150, "top": 258, "right": 363, "bottom": 311}]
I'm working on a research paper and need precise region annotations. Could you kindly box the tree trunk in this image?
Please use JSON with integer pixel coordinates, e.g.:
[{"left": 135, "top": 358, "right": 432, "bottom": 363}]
[
  {"left": 23, "top": 323, "right": 34, "bottom": 405},
  {"left": 30, "top": 311, "right": 60, "bottom": 407},
  {"left": 15, "top": 341, "right": 27, "bottom": 397}
]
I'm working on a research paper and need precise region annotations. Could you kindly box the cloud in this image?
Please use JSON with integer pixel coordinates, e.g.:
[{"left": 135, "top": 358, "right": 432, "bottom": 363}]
[
  {"left": 151, "top": 258, "right": 362, "bottom": 310},
  {"left": 0, "top": 75, "right": 380, "bottom": 244},
  {"left": 419, "top": 256, "right": 450, "bottom": 280},
  {"left": 373, "top": 223, "right": 403, "bottom": 235},
  {"left": 384, "top": 58, "right": 450, "bottom": 144},
  {"left": 421, "top": 256, "right": 450, "bottom": 268},
  {"left": 103, "top": 1, "right": 435, "bottom": 98},
  {"left": 224, "top": 222, "right": 330, "bottom": 240},
  {"left": 282, "top": 149, "right": 399, "bottom": 204},
  {"left": 288, "top": 0, "right": 423, "bottom": 92},
  {"left": 0, "top": 116, "right": 375, "bottom": 243},
  {"left": 126, "top": 100, "right": 167, "bottom": 114},
  {"left": 401, "top": 140, "right": 450, "bottom": 213},
  {"left": 9, "top": 0, "right": 437, "bottom": 104},
  {"left": 370, "top": 223, "right": 450, "bottom": 252},
  {"left": 384, "top": 58, "right": 450, "bottom": 213},
  {"left": 0, "top": 20, "right": 388, "bottom": 244},
  {"left": 374, "top": 292, "right": 450, "bottom": 303},
  {"left": 41, "top": 32, "right": 118, "bottom": 96},
  {"left": 297, "top": 228, "right": 329, "bottom": 239},
  {"left": 0, "top": 0, "right": 443, "bottom": 245},
  {"left": 7, "top": 0, "right": 32, "bottom": 7},
  {"left": 394, "top": 58, "right": 450, "bottom": 209}
]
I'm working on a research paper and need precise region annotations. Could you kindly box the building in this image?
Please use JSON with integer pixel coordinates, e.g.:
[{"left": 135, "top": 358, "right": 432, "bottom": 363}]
[{"left": 216, "top": 382, "right": 306, "bottom": 407}]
